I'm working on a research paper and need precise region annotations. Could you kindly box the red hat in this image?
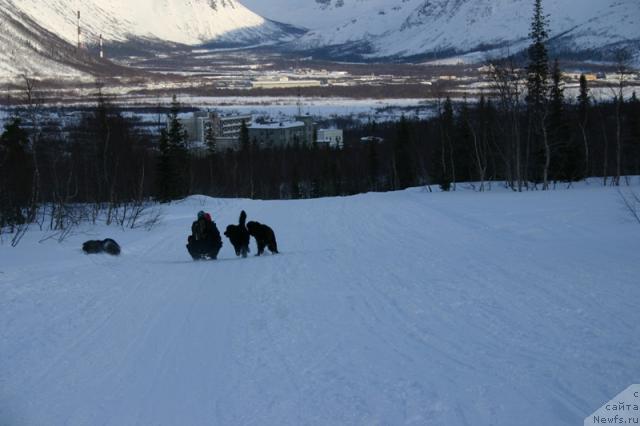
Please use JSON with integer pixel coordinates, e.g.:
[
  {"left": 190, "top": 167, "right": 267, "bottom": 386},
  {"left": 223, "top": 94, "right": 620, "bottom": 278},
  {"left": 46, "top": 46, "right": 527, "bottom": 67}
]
[{"left": 205, "top": 213, "right": 212, "bottom": 222}]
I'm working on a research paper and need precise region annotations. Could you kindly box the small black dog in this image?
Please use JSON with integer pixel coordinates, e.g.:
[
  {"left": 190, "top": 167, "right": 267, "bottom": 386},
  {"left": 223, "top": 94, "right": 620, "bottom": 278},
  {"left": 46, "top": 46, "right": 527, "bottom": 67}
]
[
  {"left": 246, "top": 221, "right": 279, "bottom": 256},
  {"left": 224, "top": 211, "right": 250, "bottom": 258},
  {"left": 82, "top": 238, "right": 121, "bottom": 256}
]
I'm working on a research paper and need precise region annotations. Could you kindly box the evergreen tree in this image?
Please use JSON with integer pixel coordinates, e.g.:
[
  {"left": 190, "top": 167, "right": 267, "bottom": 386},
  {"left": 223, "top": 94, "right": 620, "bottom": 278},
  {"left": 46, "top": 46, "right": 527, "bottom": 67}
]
[
  {"left": 475, "top": 94, "right": 493, "bottom": 189},
  {"left": 156, "top": 95, "right": 188, "bottom": 202},
  {"left": 204, "top": 121, "right": 216, "bottom": 154},
  {"left": 626, "top": 92, "right": 640, "bottom": 175},
  {"left": 203, "top": 120, "right": 218, "bottom": 195},
  {"left": 547, "top": 59, "right": 580, "bottom": 182},
  {"left": 0, "top": 118, "right": 33, "bottom": 226},
  {"left": 393, "top": 115, "right": 415, "bottom": 189},
  {"left": 367, "top": 139, "right": 379, "bottom": 191},
  {"left": 290, "top": 166, "right": 300, "bottom": 199},
  {"left": 237, "top": 120, "right": 255, "bottom": 197},
  {"left": 330, "top": 160, "right": 341, "bottom": 196},
  {"left": 577, "top": 73, "right": 591, "bottom": 177},
  {"left": 167, "top": 95, "right": 189, "bottom": 198},
  {"left": 455, "top": 99, "right": 475, "bottom": 182},
  {"left": 156, "top": 129, "right": 173, "bottom": 202},
  {"left": 526, "top": 0, "right": 550, "bottom": 111},
  {"left": 577, "top": 74, "right": 590, "bottom": 115},
  {"left": 432, "top": 99, "right": 454, "bottom": 191},
  {"left": 239, "top": 120, "right": 250, "bottom": 151},
  {"left": 526, "top": 0, "right": 552, "bottom": 187}
]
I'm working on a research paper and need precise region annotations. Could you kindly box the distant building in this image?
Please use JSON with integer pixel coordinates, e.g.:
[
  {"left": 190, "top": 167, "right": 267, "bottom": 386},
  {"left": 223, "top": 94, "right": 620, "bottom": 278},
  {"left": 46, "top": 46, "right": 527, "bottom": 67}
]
[
  {"left": 251, "top": 77, "right": 323, "bottom": 89},
  {"left": 249, "top": 117, "right": 315, "bottom": 148},
  {"left": 177, "top": 112, "right": 251, "bottom": 151},
  {"left": 317, "top": 128, "right": 343, "bottom": 148},
  {"left": 249, "top": 121, "right": 307, "bottom": 148},
  {"left": 360, "top": 136, "right": 384, "bottom": 144}
]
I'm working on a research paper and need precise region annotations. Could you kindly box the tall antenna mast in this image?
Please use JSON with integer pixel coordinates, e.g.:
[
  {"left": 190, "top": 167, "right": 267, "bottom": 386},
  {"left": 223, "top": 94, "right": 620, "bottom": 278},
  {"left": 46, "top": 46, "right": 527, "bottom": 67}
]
[
  {"left": 77, "top": 10, "right": 81, "bottom": 49},
  {"left": 297, "top": 88, "right": 302, "bottom": 117},
  {"left": 99, "top": 34, "right": 104, "bottom": 58}
]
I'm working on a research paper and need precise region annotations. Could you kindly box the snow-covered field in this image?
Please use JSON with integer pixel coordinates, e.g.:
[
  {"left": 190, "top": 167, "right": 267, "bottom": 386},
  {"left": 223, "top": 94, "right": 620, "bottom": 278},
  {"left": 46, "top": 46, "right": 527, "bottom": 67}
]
[
  {"left": 0, "top": 97, "right": 433, "bottom": 130},
  {"left": 1, "top": 182, "right": 639, "bottom": 425}
]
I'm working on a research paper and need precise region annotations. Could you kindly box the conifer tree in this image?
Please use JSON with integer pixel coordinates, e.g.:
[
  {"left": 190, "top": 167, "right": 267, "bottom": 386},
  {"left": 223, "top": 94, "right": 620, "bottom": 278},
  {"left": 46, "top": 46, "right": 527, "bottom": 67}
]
[
  {"left": 432, "top": 98, "right": 454, "bottom": 191},
  {"left": 526, "top": 0, "right": 549, "bottom": 112},
  {"left": 527, "top": 0, "right": 551, "bottom": 188},
  {"left": 203, "top": 120, "right": 217, "bottom": 195},
  {"left": 237, "top": 120, "right": 256, "bottom": 197},
  {"left": 0, "top": 118, "right": 32, "bottom": 226},
  {"left": 367, "top": 139, "right": 379, "bottom": 191},
  {"left": 455, "top": 98, "right": 476, "bottom": 183},
  {"left": 156, "top": 128, "right": 173, "bottom": 202},
  {"left": 290, "top": 166, "right": 300, "bottom": 199},
  {"left": 627, "top": 92, "right": 640, "bottom": 175},
  {"left": 167, "top": 95, "right": 189, "bottom": 198},
  {"left": 393, "top": 115, "right": 414, "bottom": 189},
  {"left": 156, "top": 95, "right": 188, "bottom": 202},
  {"left": 577, "top": 73, "right": 590, "bottom": 177},
  {"left": 204, "top": 121, "right": 216, "bottom": 154},
  {"left": 548, "top": 59, "right": 580, "bottom": 182},
  {"left": 239, "top": 120, "right": 250, "bottom": 151},
  {"left": 612, "top": 48, "right": 632, "bottom": 185}
]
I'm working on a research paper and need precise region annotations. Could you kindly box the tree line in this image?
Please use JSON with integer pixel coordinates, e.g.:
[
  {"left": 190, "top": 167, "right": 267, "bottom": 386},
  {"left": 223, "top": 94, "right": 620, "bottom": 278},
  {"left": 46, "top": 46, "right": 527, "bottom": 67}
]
[{"left": 1, "top": 0, "right": 639, "bottom": 239}]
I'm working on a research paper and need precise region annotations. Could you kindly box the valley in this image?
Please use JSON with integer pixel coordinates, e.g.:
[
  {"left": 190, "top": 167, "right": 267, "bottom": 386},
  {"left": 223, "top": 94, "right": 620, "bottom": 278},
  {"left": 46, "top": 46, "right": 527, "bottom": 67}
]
[{"left": 3, "top": 44, "right": 639, "bottom": 110}]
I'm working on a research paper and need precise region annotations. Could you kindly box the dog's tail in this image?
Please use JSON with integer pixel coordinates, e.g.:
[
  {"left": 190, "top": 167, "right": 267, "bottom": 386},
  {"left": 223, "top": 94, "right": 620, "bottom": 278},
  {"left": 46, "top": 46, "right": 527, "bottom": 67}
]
[{"left": 239, "top": 210, "right": 247, "bottom": 227}]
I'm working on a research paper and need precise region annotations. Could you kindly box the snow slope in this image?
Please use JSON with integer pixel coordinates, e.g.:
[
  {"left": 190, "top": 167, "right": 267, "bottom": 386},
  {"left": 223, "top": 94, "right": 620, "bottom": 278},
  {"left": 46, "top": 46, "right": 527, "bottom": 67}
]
[
  {"left": 243, "top": 0, "right": 640, "bottom": 60},
  {"left": 0, "top": 0, "right": 303, "bottom": 79},
  {"left": 8, "top": 0, "right": 301, "bottom": 47},
  {"left": 0, "top": 1, "right": 139, "bottom": 80},
  {"left": 1, "top": 183, "right": 639, "bottom": 425},
  {"left": 0, "top": 1, "right": 85, "bottom": 79},
  {"left": 242, "top": 0, "right": 415, "bottom": 32}
]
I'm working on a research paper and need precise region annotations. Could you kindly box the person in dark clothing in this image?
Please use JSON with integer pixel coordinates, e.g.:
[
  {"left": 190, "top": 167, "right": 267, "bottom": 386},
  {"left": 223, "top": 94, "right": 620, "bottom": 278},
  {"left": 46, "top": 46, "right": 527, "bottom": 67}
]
[{"left": 187, "top": 211, "right": 223, "bottom": 260}]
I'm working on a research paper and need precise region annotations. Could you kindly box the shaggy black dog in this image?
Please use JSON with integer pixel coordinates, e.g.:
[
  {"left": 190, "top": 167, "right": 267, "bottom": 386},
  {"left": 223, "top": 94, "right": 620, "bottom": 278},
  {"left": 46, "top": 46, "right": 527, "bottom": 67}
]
[
  {"left": 224, "top": 211, "right": 250, "bottom": 258},
  {"left": 82, "top": 238, "right": 121, "bottom": 256},
  {"left": 246, "top": 221, "right": 279, "bottom": 256}
]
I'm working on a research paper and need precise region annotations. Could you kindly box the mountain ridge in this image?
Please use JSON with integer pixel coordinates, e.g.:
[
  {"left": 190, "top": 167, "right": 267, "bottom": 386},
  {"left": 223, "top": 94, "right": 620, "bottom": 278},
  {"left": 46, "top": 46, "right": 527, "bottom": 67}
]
[{"left": 244, "top": 0, "right": 640, "bottom": 62}]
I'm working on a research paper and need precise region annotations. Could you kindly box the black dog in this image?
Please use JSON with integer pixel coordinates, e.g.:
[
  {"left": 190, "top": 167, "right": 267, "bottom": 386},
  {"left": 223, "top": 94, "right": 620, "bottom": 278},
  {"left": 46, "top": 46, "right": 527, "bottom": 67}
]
[
  {"left": 82, "top": 238, "right": 121, "bottom": 256},
  {"left": 246, "top": 221, "right": 279, "bottom": 256},
  {"left": 224, "top": 211, "right": 250, "bottom": 258}
]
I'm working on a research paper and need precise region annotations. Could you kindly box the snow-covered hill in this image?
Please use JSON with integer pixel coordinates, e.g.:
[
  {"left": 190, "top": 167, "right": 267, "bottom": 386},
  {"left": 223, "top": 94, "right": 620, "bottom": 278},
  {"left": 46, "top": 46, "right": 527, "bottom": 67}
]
[
  {"left": 244, "top": 0, "right": 640, "bottom": 61},
  {"left": 10, "top": 0, "right": 302, "bottom": 47},
  {"left": 0, "top": 0, "right": 304, "bottom": 80},
  {"left": 2, "top": 183, "right": 639, "bottom": 425},
  {"left": 0, "top": 1, "right": 132, "bottom": 80}
]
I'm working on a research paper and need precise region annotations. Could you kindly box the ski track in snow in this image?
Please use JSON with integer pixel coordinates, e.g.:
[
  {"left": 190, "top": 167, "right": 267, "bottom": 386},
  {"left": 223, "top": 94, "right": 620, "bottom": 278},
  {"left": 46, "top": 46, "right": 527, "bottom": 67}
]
[{"left": 1, "top": 185, "right": 639, "bottom": 425}]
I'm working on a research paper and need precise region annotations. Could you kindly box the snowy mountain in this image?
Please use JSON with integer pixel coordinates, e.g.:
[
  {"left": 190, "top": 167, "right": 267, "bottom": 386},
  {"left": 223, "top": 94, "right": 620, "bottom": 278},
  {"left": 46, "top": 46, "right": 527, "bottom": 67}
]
[
  {"left": 243, "top": 0, "right": 640, "bottom": 61},
  {"left": 2, "top": 184, "right": 639, "bottom": 425},
  {"left": 1, "top": 0, "right": 636, "bottom": 79},
  {"left": 11, "top": 0, "right": 302, "bottom": 47},
  {"left": 0, "top": 1, "right": 131, "bottom": 79},
  {"left": 0, "top": 0, "right": 303, "bottom": 79}
]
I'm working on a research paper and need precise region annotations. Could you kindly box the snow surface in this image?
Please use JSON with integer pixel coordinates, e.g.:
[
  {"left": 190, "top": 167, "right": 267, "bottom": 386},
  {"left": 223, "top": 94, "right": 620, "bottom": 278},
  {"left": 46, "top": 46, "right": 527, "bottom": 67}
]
[{"left": 1, "top": 182, "right": 639, "bottom": 425}]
